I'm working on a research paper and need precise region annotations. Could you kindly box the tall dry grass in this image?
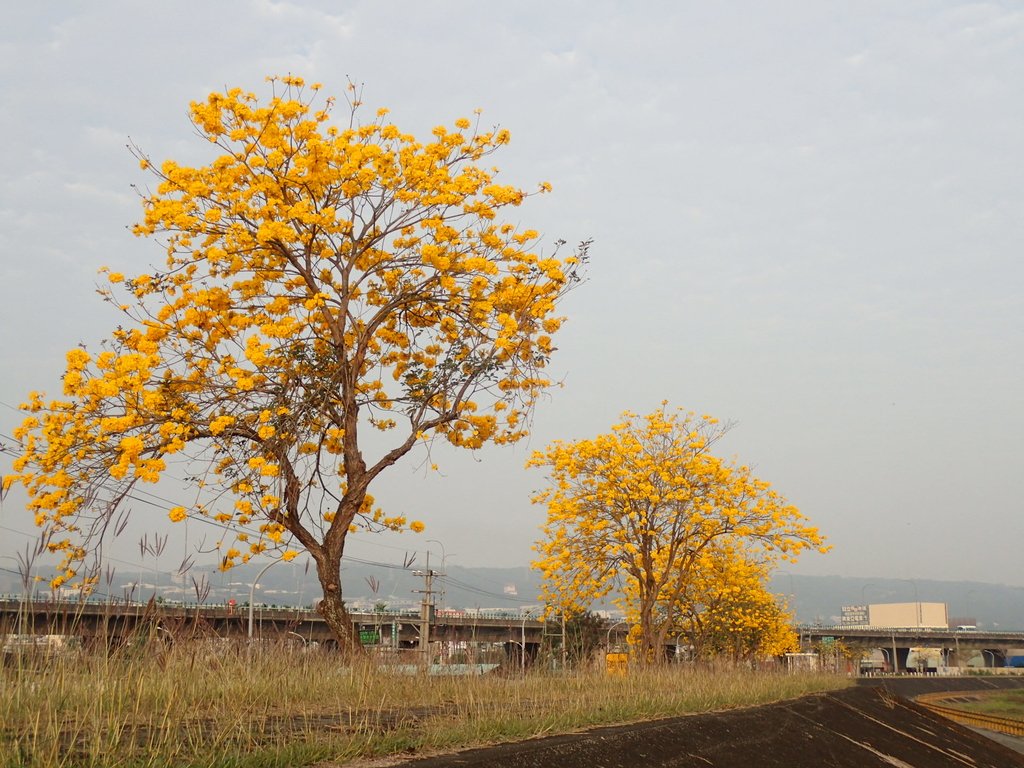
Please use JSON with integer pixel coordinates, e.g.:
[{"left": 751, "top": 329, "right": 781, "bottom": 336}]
[{"left": 1, "top": 641, "right": 848, "bottom": 768}]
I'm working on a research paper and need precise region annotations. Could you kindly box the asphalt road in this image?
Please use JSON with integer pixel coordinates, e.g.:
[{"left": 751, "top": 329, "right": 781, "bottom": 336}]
[{"left": 334, "top": 680, "right": 1024, "bottom": 768}]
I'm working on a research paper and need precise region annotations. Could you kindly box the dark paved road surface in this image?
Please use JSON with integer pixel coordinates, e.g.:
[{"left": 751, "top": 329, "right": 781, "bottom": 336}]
[{"left": 342, "top": 678, "right": 1024, "bottom": 768}]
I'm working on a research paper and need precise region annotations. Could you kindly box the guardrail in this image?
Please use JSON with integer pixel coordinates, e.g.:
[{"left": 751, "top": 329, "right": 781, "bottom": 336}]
[
  {"left": 915, "top": 692, "right": 1024, "bottom": 738},
  {"left": 0, "top": 597, "right": 550, "bottom": 643},
  {"left": 800, "top": 624, "right": 1024, "bottom": 638},
  {"left": 0, "top": 596, "right": 540, "bottom": 621}
]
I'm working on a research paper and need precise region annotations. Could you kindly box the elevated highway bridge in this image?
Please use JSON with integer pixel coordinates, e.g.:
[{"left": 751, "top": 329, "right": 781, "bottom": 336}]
[
  {"left": 797, "top": 624, "right": 1024, "bottom": 671},
  {"left": 0, "top": 597, "right": 552, "bottom": 657},
  {"left": 3, "top": 597, "right": 1022, "bottom": 671}
]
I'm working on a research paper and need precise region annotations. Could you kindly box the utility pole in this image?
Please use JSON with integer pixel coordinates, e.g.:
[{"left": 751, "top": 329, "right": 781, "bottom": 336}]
[
  {"left": 413, "top": 553, "right": 442, "bottom": 668},
  {"left": 561, "top": 612, "right": 567, "bottom": 670}
]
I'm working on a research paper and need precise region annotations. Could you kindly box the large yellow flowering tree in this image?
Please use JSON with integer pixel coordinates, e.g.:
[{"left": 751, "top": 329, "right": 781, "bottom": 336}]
[
  {"left": 529, "top": 404, "right": 825, "bottom": 662},
  {"left": 4, "top": 77, "right": 585, "bottom": 647}
]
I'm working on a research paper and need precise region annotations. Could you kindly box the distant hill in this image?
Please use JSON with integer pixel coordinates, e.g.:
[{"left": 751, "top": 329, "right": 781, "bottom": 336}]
[{"left": 3, "top": 561, "right": 1022, "bottom": 630}]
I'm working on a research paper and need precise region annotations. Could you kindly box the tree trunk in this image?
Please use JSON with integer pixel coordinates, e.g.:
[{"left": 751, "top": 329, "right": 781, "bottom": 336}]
[
  {"left": 314, "top": 553, "right": 362, "bottom": 654},
  {"left": 638, "top": 600, "right": 658, "bottom": 665}
]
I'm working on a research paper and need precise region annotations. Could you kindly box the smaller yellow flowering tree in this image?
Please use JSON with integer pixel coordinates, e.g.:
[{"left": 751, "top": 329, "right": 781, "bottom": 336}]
[
  {"left": 674, "top": 546, "right": 798, "bottom": 662},
  {"left": 4, "top": 77, "right": 585, "bottom": 648},
  {"left": 529, "top": 404, "right": 825, "bottom": 662}
]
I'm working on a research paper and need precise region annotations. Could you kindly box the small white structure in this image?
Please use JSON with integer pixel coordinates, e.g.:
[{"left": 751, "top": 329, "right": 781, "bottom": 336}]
[{"left": 784, "top": 652, "right": 819, "bottom": 672}]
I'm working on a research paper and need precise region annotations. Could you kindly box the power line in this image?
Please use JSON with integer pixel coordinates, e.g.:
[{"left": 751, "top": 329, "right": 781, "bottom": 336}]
[{"left": 436, "top": 572, "right": 527, "bottom": 603}]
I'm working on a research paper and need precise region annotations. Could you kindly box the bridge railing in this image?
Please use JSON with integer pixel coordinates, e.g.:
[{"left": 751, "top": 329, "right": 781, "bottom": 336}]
[{"left": 798, "top": 624, "right": 1024, "bottom": 640}]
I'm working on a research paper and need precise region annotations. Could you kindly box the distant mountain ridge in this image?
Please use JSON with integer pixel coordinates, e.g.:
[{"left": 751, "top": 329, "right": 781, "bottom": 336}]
[{"left": 765, "top": 573, "right": 1024, "bottom": 630}]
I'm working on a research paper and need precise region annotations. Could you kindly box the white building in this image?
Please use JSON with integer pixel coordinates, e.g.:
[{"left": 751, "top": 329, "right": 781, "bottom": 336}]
[{"left": 841, "top": 602, "right": 948, "bottom": 629}]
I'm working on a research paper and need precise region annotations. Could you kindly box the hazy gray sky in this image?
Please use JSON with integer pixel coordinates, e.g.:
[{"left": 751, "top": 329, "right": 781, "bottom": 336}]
[{"left": 1, "top": 1, "right": 1021, "bottom": 589}]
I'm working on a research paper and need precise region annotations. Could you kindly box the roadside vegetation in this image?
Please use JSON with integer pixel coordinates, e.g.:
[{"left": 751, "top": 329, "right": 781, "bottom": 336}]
[
  {"left": 1, "top": 642, "right": 848, "bottom": 768},
  {"left": 956, "top": 688, "right": 1024, "bottom": 719}
]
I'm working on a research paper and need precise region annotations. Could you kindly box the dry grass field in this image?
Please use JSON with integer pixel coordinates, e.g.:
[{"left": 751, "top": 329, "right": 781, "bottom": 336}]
[{"left": 1, "top": 641, "right": 847, "bottom": 767}]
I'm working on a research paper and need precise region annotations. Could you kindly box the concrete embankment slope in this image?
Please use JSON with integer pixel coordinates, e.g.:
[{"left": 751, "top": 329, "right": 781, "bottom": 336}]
[
  {"left": 858, "top": 674, "right": 1024, "bottom": 697},
  {"left": 381, "top": 683, "right": 1024, "bottom": 767},
  {"left": 860, "top": 676, "right": 1024, "bottom": 756}
]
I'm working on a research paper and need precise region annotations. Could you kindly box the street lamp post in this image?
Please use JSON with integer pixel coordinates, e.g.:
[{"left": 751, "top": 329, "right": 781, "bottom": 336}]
[
  {"left": 902, "top": 579, "right": 921, "bottom": 626},
  {"left": 248, "top": 559, "right": 281, "bottom": 640},
  {"left": 520, "top": 607, "right": 541, "bottom": 674},
  {"left": 605, "top": 620, "right": 628, "bottom": 651}
]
